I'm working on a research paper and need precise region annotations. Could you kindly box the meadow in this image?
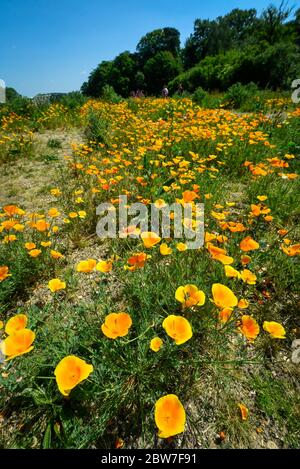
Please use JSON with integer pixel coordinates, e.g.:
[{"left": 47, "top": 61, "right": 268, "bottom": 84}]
[{"left": 0, "top": 92, "right": 299, "bottom": 449}]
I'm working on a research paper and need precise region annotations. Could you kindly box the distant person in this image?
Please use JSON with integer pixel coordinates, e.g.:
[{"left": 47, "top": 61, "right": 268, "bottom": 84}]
[
  {"left": 177, "top": 83, "right": 183, "bottom": 95},
  {"left": 162, "top": 86, "right": 169, "bottom": 98}
]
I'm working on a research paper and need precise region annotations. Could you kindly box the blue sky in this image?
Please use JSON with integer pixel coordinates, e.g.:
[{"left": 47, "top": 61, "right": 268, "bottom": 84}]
[{"left": 0, "top": 0, "right": 299, "bottom": 97}]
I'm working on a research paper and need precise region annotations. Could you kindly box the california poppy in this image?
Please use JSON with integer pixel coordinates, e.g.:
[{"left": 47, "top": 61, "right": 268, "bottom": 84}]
[
  {"left": 238, "top": 403, "right": 249, "bottom": 421},
  {"left": 101, "top": 312, "right": 132, "bottom": 339},
  {"left": 263, "top": 321, "right": 286, "bottom": 339},
  {"left": 162, "top": 315, "right": 192, "bottom": 345},
  {"left": 239, "top": 315, "right": 260, "bottom": 341},
  {"left": 0, "top": 266, "right": 11, "bottom": 282},
  {"left": 175, "top": 285, "right": 205, "bottom": 309},
  {"left": 54, "top": 355, "right": 93, "bottom": 396},
  {"left": 160, "top": 243, "right": 172, "bottom": 255},
  {"left": 48, "top": 278, "right": 66, "bottom": 293},
  {"left": 240, "top": 236, "right": 259, "bottom": 252},
  {"left": 5, "top": 314, "right": 28, "bottom": 335},
  {"left": 140, "top": 231, "right": 161, "bottom": 248},
  {"left": 150, "top": 337, "right": 163, "bottom": 352},
  {"left": 96, "top": 260, "right": 113, "bottom": 273},
  {"left": 1, "top": 329, "right": 35, "bottom": 360},
  {"left": 76, "top": 259, "right": 97, "bottom": 273},
  {"left": 240, "top": 269, "right": 257, "bottom": 285},
  {"left": 127, "top": 252, "right": 148, "bottom": 270},
  {"left": 212, "top": 283, "right": 238, "bottom": 309},
  {"left": 155, "top": 394, "right": 186, "bottom": 438}
]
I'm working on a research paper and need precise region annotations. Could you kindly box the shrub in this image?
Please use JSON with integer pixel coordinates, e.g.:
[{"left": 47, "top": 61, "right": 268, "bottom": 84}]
[
  {"left": 101, "top": 85, "right": 122, "bottom": 103},
  {"left": 223, "top": 82, "right": 259, "bottom": 109},
  {"left": 192, "top": 86, "right": 207, "bottom": 105}
]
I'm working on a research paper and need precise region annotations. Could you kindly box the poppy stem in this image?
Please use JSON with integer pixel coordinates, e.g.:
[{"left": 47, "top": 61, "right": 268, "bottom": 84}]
[{"left": 121, "top": 322, "right": 156, "bottom": 344}]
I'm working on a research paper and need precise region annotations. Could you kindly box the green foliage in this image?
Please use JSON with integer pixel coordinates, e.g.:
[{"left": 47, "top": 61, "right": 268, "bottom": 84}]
[
  {"left": 137, "top": 28, "right": 180, "bottom": 65},
  {"left": 170, "top": 42, "right": 300, "bottom": 93},
  {"left": 60, "top": 92, "right": 87, "bottom": 109},
  {"left": 144, "top": 51, "right": 182, "bottom": 95},
  {"left": 82, "top": 5, "right": 300, "bottom": 97},
  {"left": 101, "top": 85, "right": 122, "bottom": 103},
  {"left": 84, "top": 110, "right": 111, "bottom": 146},
  {"left": 192, "top": 86, "right": 207, "bottom": 105},
  {"left": 47, "top": 138, "right": 62, "bottom": 149},
  {"left": 223, "top": 82, "right": 258, "bottom": 109},
  {"left": 5, "top": 87, "right": 20, "bottom": 102}
]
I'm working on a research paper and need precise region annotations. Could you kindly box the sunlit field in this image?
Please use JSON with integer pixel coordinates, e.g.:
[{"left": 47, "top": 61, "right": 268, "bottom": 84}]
[{"left": 0, "top": 94, "right": 299, "bottom": 449}]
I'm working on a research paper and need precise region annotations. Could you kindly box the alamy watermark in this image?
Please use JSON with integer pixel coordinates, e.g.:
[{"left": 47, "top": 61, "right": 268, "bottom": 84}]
[
  {"left": 96, "top": 195, "right": 204, "bottom": 249},
  {"left": 0, "top": 79, "right": 5, "bottom": 104},
  {"left": 291, "top": 79, "right": 300, "bottom": 104}
]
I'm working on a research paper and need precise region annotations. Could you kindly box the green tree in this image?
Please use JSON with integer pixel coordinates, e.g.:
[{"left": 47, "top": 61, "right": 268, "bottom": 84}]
[
  {"left": 258, "top": 2, "right": 293, "bottom": 44},
  {"left": 183, "top": 9, "right": 258, "bottom": 69},
  {"left": 6, "top": 87, "right": 20, "bottom": 101},
  {"left": 137, "top": 28, "right": 180, "bottom": 65},
  {"left": 143, "top": 51, "right": 182, "bottom": 95},
  {"left": 82, "top": 61, "right": 114, "bottom": 97}
]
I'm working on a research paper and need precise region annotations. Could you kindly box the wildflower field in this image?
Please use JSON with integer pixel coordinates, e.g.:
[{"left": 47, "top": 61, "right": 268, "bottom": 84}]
[{"left": 0, "top": 95, "right": 299, "bottom": 449}]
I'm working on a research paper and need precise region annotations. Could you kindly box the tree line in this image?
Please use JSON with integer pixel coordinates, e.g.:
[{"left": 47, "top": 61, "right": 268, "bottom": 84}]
[{"left": 81, "top": 2, "right": 300, "bottom": 97}]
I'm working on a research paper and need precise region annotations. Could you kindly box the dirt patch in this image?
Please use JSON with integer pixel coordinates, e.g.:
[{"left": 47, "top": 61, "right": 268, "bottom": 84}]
[{"left": 0, "top": 128, "right": 83, "bottom": 212}]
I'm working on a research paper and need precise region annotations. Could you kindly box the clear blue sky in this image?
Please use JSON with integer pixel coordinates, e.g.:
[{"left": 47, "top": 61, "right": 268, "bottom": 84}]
[{"left": 0, "top": 0, "right": 298, "bottom": 97}]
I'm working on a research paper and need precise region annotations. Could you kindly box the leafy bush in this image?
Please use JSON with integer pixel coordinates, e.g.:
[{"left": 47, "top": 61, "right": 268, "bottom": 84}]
[
  {"left": 101, "top": 85, "right": 122, "bottom": 103},
  {"left": 192, "top": 86, "right": 207, "bottom": 105},
  {"left": 84, "top": 110, "right": 111, "bottom": 146},
  {"left": 223, "top": 82, "right": 258, "bottom": 109}
]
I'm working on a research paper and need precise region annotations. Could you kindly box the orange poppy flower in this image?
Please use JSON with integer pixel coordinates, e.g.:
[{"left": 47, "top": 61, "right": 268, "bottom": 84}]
[
  {"left": 48, "top": 208, "right": 60, "bottom": 218},
  {"left": 238, "top": 299, "right": 249, "bottom": 309},
  {"left": 207, "top": 243, "right": 233, "bottom": 265},
  {"left": 240, "top": 236, "right": 259, "bottom": 252},
  {"left": 162, "top": 315, "right": 193, "bottom": 345},
  {"left": 101, "top": 312, "right": 132, "bottom": 339},
  {"left": 155, "top": 394, "right": 186, "bottom": 438},
  {"left": 239, "top": 315, "right": 260, "bottom": 341},
  {"left": 219, "top": 308, "right": 233, "bottom": 323},
  {"left": 238, "top": 403, "right": 249, "bottom": 421},
  {"left": 160, "top": 243, "right": 172, "bottom": 255},
  {"left": 212, "top": 283, "right": 238, "bottom": 309},
  {"left": 140, "top": 231, "right": 161, "bottom": 248},
  {"left": 54, "top": 355, "right": 93, "bottom": 396},
  {"left": 41, "top": 241, "right": 52, "bottom": 247},
  {"left": 48, "top": 278, "right": 66, "bottom": 293},
  {"left": 182, "top": 190, "right": 197, "bottom": 203},
  {"left": 96, "top": 260, "right": 113, "bottom": 273},
  {"left": 0, "top": 266, "right": 11, "bottom": 282},
  {"left": 150, "top": 337, "right": 163, "bottom": 352},
  {"left": 176, "top": 242, "right": 187, "bottom": 251},
  {"left": 175, "top": 285, "right": 205, "bottom": 309},
  {"left": 240, "top": 269, "right": 257, "bottom": 285},
  {"left": 51, "top": 250, "right": 64, "bottom": 259},
  {"left": 29, "top": 249, "right": 42, "bottom": 258},
  {"left": 3, "top": 205, "right": 25, "bottom": 216},
  {"left": 263, "top": 321, "right": 286, "bottom": 339},
  {"left": 1, "top": 329, "right": 35, "bottom": 360},
  {"left": 281, "top": 243, "right": 300, "bottom": 257},
  {"left": 278, "top": 229, "right": 288, "bottom": 236},
  {"left": 241, "top": 255, "right": 251, "bottom": 265},
  {"left": 34, "top": 219, "right": 50, "bottom": 232},
  {"left": 76, "top": 259, "right": 97, "bottom": 273},
  {"left": 224, "top": 265, "right": 241, "bottom": 278},
  {"left": 25, "top": 242, "right": 36, "bottom": 250},
  {"left": 5, "top": 314, "right": 28, "bottom": 335},
  {"left": 115, "top": 438, "right": 124, "bottom": 449},
  {"left": 127, "top": 252, "right": 148, "bottom": 270}
]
